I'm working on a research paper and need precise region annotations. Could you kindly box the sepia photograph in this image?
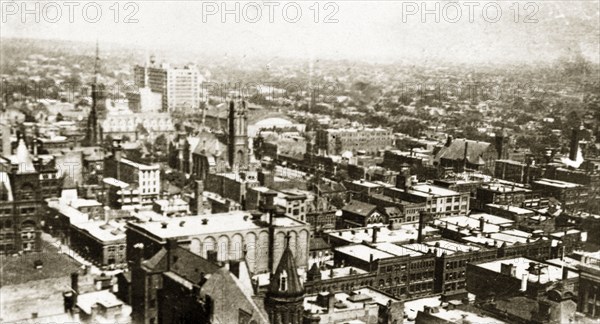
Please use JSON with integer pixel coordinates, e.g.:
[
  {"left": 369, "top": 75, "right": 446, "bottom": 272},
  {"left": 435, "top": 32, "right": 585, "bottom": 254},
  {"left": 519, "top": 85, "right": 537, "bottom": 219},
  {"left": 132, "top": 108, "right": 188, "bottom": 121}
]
[{"left": 0, "top": 0, "right": 599, "bottom": 323}]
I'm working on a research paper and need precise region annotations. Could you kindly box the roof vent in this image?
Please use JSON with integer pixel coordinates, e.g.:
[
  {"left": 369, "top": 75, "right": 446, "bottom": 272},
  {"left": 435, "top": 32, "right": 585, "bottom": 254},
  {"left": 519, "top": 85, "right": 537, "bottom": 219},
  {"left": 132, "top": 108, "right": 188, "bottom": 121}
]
[
  {"left": 179, "top": 221, "right": 186, "bottom": 227},
  {"left": 161, "top": 222, "right": 168, "bottom": 229},
  {"left": 202, "top": 218, "right": 208, "bottom": 225}
]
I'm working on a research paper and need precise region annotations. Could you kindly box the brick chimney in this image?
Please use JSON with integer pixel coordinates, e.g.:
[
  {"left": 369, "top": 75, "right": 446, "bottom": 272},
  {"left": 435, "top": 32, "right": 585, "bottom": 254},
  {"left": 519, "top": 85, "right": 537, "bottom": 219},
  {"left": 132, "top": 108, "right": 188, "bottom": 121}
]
[
  {"left": 166, "top": 238, "right": 178, "bottom": 270},
  {"left": 372, "top": 226, "right": 379, "bottom": 243}
]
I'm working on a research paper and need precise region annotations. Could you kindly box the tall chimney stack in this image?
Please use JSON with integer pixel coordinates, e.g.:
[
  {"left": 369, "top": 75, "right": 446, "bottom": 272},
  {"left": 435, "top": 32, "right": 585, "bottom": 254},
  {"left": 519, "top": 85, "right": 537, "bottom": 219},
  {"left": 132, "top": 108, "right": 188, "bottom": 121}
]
[
  {"left": 463, "top": 140, "right": 469, "bottom": 172},
  {"left": 418, "top": 211, "right": 430, "bottom": 243},
  {"left": 195, "top": 180, "right": 204, "bottom": 214},
  {"left": 569, "top": 127, "right": 580, "bottom": 161}
]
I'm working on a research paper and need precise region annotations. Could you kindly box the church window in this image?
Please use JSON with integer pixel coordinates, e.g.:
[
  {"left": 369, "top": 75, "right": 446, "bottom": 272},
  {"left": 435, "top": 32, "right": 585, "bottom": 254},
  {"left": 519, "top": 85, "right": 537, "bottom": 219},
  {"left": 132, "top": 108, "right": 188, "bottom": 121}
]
[{"left": 280, "top": 270, "right": 287, "bottom": 291}]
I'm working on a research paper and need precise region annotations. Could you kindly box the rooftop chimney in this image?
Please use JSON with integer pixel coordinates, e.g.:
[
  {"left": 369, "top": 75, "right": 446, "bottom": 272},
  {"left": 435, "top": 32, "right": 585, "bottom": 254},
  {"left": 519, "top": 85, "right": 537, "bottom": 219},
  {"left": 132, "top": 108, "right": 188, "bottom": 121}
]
[
  {"left": 520, "top": 273, "right": 528, "bottom": 292},
  {"left": 479, "top": 217, "right": 485, "bottom": 232},
  {"left": 372, "top": 227, "right": 379, "bottom": 243},
  {"left": 71, "top": 272, "right": 79, "bottom": 296},
  {"left": 166, "top": 238, "right": 178, "bottom": 270},
  {"left": 445, "top": 135, "right": 453, "bottom": 147}
]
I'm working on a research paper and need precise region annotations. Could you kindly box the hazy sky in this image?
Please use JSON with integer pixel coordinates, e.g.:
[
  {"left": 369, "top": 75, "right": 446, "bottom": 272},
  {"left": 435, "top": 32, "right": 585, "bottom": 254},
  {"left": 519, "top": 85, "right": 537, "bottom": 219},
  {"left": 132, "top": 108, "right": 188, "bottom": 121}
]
[{"left": 2, "top": 1, "right": 598, "bottom": 64}]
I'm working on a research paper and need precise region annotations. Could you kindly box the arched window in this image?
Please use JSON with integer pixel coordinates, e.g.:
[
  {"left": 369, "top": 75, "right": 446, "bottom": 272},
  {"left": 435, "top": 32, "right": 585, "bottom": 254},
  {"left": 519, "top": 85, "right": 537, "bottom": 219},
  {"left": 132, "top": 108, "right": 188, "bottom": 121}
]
[{"left": 280, "top": 270, "right": 288, "bottom": 291}]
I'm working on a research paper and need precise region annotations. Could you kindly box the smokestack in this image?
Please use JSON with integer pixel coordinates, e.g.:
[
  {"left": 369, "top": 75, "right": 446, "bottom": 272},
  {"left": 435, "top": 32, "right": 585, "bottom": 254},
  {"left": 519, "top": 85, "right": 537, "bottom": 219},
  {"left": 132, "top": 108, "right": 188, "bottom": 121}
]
[
  {"left": 520, "top": 273, "right": 528, "bottom": 292},
  {"left": 418, "top": 211, "right": 430, "bottom": 243},
  {"left": 196, "top": 180, "right": 204, "bottom": 214},
  {"left": 495, "top": 132, "right": 504, "bottom": 159},
  {"left": 569, "top": 127, "right": 579, "bottom": 161},
  {"left": 463, "top": 140, "right": 469, "bottom": 171}
]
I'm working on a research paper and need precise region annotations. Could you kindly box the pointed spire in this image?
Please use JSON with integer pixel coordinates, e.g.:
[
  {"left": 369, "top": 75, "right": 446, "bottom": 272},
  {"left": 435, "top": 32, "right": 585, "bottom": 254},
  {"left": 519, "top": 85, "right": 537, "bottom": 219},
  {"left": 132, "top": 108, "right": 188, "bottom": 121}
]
[
  {"left": 15, "top": 139, "right": 36, "bottom": 174},
  {"left": 267, "top": 234, "right": 304, "bottom": 297}
]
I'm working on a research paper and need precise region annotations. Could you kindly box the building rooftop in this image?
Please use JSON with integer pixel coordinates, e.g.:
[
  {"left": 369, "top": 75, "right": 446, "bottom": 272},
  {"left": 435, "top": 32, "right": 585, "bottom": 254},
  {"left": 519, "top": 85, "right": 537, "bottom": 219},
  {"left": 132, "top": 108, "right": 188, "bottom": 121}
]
[
  {"left": 486, "top": 204, "right": 535, "bottom": 215},
  {"left": 304, "top": 288, "right": 398, "bottom": 315},
  {"left": 434, "top": 214, "right": 514, "bottom": 235},
  {"left": 318, "top": 266, "right": 368, "bottom": 280},
  {"left": 375, "top": 242, "right": 424, "bottom": 257},
  {"left": 327, "top": 224, "right": 438, "bottom": 245},
  {"left": 423, "top": 239, "right": 481, "bottom": 253},
  {"left": 479, "top": 182, "right": 531, "bottom": 193},
  {"left": 71, "top": 220, "right": 126, "bottom": 243},
  {"left": 77, "top": 290, "right": 124, "bottom": 315},
  {"left": 475, "top": 257, "right": 578, "bottom": 284},
  {"left": 127, "top": 211, "right": 306, "bottom": 241},
  {"left": 334, "top": 244, "right": 394, "bottom": 262},
  {"left": 533, "top": 178, "right": 582, "bottom": 189},
  {"left": 420, "top": 307, "right": 507, "bottom": 324},
  {"left": 409, "top": 184, "right": 461, "bottom": 197},
  {"left": 350, "top": 180, "right": 381, "bottom": 188}
]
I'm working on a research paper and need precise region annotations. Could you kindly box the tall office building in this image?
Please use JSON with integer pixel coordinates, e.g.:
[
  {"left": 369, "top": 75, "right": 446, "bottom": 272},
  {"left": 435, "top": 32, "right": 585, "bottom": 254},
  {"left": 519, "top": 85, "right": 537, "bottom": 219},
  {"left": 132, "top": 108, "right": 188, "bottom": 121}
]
[{"left": 134, "top": 57, "right": 202, "bottom": 112}]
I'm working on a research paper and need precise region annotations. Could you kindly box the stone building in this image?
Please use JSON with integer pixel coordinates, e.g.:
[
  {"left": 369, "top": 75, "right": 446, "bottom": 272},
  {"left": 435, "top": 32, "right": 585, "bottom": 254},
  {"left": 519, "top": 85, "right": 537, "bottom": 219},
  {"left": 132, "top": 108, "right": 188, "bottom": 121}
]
[{"left": 0, "top": 139, "right": 43, "bottom": 254}]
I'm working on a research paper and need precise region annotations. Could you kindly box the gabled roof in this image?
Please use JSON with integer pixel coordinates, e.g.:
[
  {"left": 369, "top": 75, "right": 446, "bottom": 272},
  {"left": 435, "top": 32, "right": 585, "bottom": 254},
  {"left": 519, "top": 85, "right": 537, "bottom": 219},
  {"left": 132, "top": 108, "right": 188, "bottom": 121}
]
[
  {"left": 169, "top": 247, "right": 221, "bottom": 283},
  {"left": 191, "top": 132, "right": 227, "bottom": 157},
  {"left": 341, "top": 200, "right": 378, "bottom": 217},
  {"left": 142, "top": 248, "right": 168, "bottom": 272},
  {"left": 435, "top": 139, "right": 493, "bottom": 165},
  {"left": 268, "top": 238, "right": 304, "bottom": 297}
]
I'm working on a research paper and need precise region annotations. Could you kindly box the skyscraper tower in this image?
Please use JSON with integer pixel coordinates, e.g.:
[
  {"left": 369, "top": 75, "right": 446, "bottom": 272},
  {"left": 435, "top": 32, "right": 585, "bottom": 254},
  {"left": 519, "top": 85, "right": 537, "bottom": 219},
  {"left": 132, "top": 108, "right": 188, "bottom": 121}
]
[
  {"left": 228, "top": 98, "right": 248, "bottom": 170},
  {"left": 86, "top": 40, "right": 102, "bottom": 146}
]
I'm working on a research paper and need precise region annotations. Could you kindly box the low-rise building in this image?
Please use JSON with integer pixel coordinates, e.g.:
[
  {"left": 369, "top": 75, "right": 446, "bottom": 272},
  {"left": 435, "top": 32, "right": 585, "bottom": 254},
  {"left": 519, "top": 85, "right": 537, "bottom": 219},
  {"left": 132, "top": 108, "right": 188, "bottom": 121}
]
[{"left": 303, "top": 289, "right": 403, "bottom": 324}]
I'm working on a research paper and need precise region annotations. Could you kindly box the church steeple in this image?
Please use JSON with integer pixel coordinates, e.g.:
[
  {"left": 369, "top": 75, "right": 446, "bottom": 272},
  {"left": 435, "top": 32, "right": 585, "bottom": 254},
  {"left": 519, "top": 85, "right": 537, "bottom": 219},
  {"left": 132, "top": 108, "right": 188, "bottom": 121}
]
[
  {"left": 227, "top": 98, "right": 248, "bottom": 170},
  {"left": 265, "top": 235, "right": 305, "bottom": 324},
  {"left": 86, "top": 40, "right": 102, "bottom": 147}
]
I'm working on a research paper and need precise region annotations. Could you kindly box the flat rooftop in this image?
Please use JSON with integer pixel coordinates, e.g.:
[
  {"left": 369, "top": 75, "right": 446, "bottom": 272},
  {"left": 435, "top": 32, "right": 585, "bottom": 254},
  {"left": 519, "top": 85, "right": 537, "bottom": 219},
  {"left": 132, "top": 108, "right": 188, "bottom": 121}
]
[
  {"left": 534, "top": 178, "right": 581, "bottom": 189},
  {"left": 127, "top": 211, "right": 307, "bottom": 240},
  {"left": 304, "top": 289, "right": 398, "bottom": 315},
  {"left": 335, "top": 244, "right": 394, "bottom": 262},
  {"left": 327, "top": 224, "right": 438, "bottom": 244},
  {"left": 423, "top": 239, "right": 481, "bottom": 253},
  {"left": 350, "top": 180, "right": 381, "bottom": 188},
  {"left": 375, "top": 242, "right": 424, "bottom": 257},
  {"left": 480, "top": 182, "right": 531, "bottom": 193},
  {"left": 424, "top": 307, "right": 507, "bottom": 324},
  {"left": 318, "top": 266, "right": 368, "bottom": 280},
  {"left": 410, "top": 184, "right": 461, "bottom": 197},
  {"left": 475, "top": 257, "right": 578, "bottom": 284},
  {"left": 71, "top": 220, "right": 126, "bottom": 243},
  {"left": 486, "top": 204, "right": 534, "bottom": 215}
]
